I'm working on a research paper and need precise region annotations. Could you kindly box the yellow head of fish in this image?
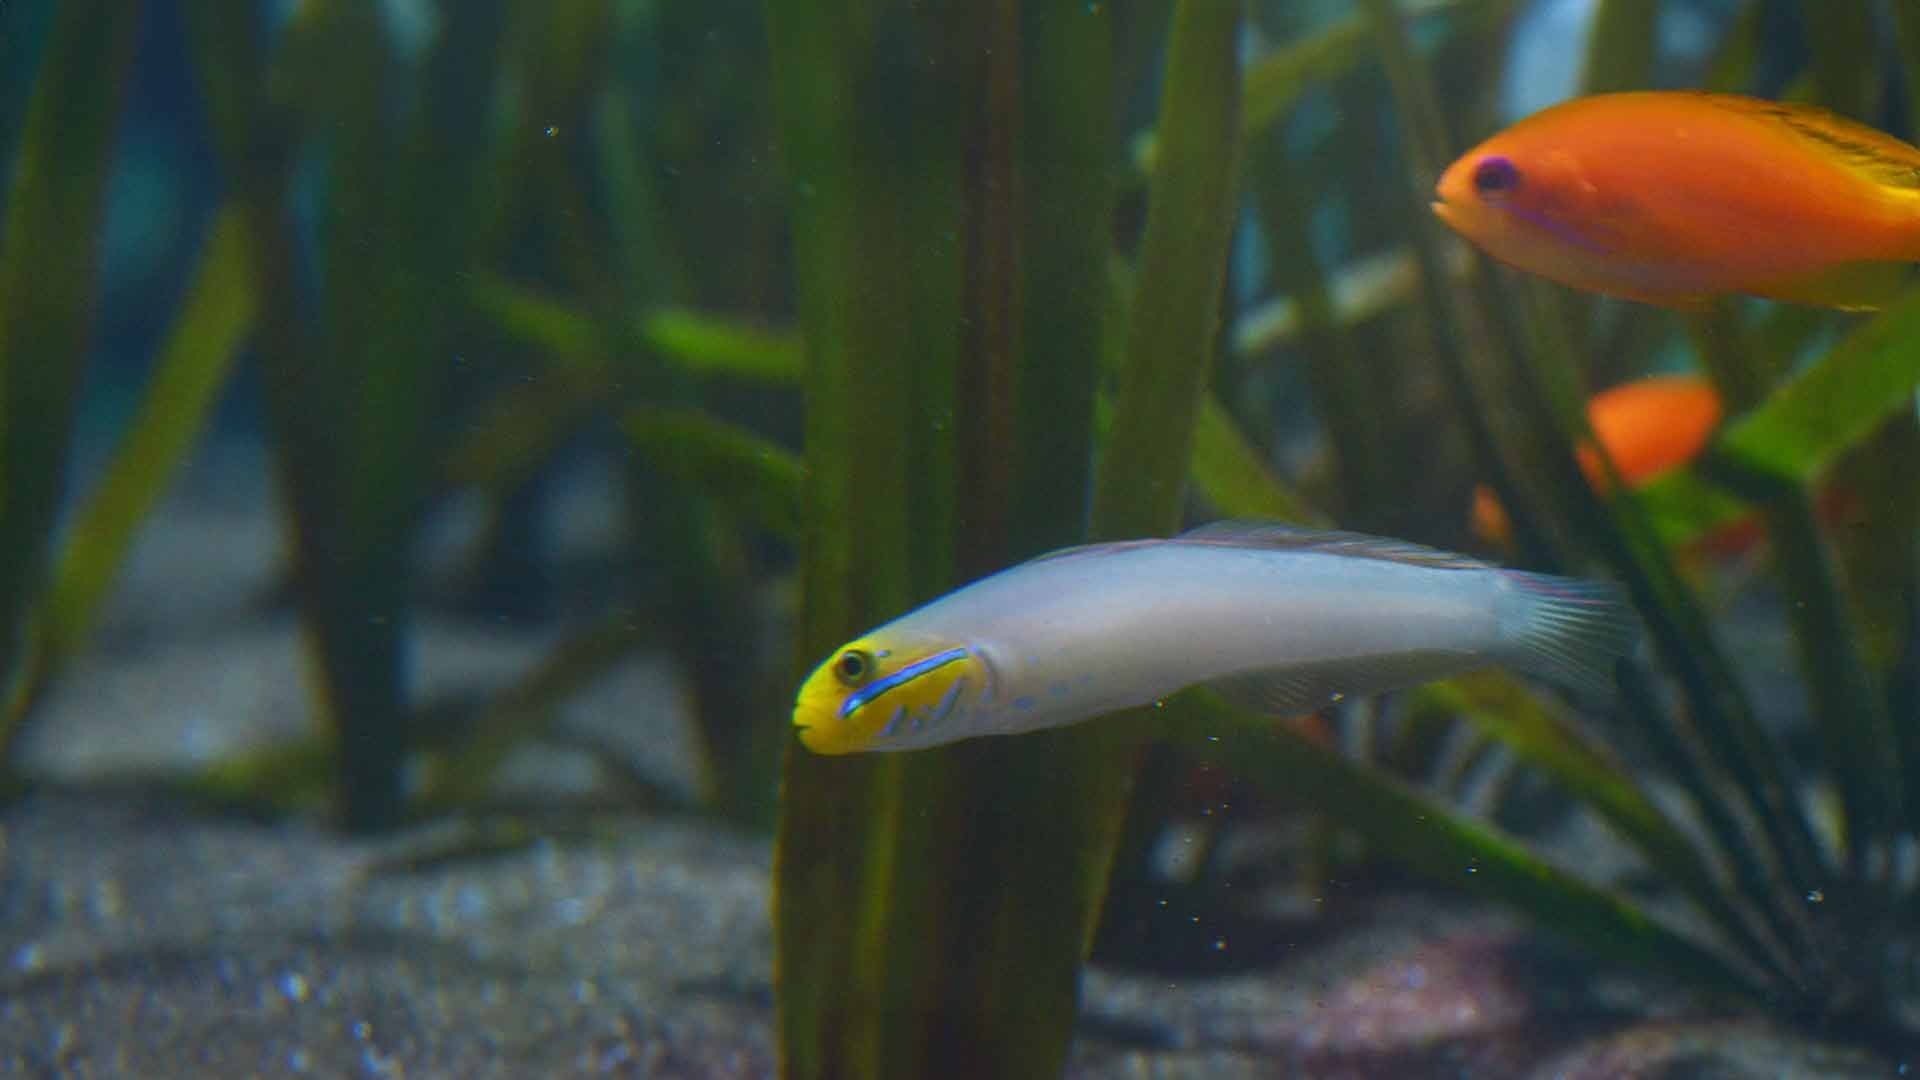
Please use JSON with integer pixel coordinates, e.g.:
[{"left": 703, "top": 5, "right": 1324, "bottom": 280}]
[{"left": 792, "top": 633, "right": 986, "bottom": 754}]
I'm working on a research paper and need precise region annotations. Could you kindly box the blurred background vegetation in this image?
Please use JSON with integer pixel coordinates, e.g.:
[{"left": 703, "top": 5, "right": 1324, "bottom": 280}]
[{"left": 6, "top": 0, "right": 1920, "bottom": 1074}]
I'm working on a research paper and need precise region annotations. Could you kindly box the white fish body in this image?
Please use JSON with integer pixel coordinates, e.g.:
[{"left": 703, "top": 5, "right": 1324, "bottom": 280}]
[{"left": 791, "top": 523, "right": 1637, "bottom": 754}]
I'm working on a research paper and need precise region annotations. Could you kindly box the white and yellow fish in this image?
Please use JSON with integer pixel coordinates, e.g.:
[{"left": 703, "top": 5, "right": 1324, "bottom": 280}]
[{"left": 792, "top": 522, "right": 1638, "bottom": 754}]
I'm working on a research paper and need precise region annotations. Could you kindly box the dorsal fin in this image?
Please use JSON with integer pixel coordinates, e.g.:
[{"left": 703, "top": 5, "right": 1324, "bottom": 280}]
[
  {"left": 1017, "top": 538, "right": 1159, "bottom": 567},
  {"left": 1174, "top": 520, "right": 1493, "bottom": 570},
  {"left": 1695, "top": 92, "right": 1920, "bottom": 191},
  {"left": 1020, "top": 521, "right": 1496, "bottom": 572}
]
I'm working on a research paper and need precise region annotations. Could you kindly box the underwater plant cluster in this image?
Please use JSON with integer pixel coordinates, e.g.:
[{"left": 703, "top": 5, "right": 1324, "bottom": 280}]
[{"left": 4, "top": 0, "right": 1920, "bottom": 1075}]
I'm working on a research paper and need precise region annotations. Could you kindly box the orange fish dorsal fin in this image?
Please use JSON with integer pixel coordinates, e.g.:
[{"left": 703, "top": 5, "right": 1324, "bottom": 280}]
[{"left": 1694, "top": 93, "right": 1920, "bottom": 192}]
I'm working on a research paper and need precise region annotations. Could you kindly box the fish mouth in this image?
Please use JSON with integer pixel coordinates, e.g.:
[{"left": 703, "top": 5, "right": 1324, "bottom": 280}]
[{"left": 792, "top": 723, "right": 826, "bottom": 754}]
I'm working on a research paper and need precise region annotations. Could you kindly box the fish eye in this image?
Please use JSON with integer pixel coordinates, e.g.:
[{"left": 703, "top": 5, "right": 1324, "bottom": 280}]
[
  {"left": 1472, "top": 155, "right": 1520, "bottom": 196},
  {"left": 834, "top": 649, "right": 873, "bottom": 687}
]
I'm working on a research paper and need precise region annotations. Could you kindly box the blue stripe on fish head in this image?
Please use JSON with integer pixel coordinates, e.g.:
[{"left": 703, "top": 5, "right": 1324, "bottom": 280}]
[
  {"left": 838, "top": 646, "right": 972, "bottom": 719},
  {"left": 793, "top": 642, "right": 980, "bottom": 754}
]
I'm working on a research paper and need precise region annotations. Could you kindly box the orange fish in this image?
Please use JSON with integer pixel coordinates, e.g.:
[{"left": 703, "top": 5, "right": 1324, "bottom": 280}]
[
  {"left": 1472, "top": 375, "right": 1722, "bottom": 546},
  {"left": 1433, "top": 91, "right": 1920, "bottom": 309}
]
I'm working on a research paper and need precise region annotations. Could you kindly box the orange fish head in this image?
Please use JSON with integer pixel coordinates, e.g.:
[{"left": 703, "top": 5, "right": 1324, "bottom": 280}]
[{"left": 1433, "top": 140, "right": 1633, "bottom": 293}]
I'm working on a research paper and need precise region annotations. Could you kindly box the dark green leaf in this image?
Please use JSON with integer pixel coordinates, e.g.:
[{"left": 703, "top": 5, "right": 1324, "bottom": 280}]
[
  {"left": 1191, "top": 397, "right": 1323, "bottom": 524},
  {"left": 33, "top": 207, "right": 254, "bottom": 677},
  {"left": 469, "top": 276, "right": 602, "bottom": 369},
  {"left": 417, "top": 615, "right": 654, "bottom": 810},
  {"left": 0, "top": 0, "right": 144, "bottom": 762},
  {"left": 1718, "top": 289, "right": 1920, "bottom": 487},
  {"left": 1092, "top": 0, "right": 1245, "bottom": 541},
  {"left": 1184, "top": 691, "right": 1760, "bottom": 998},
  {"left": 472, "top": 274, "right": 804, "bottom": 383},
  {"left": 621, "top": 406, "right": 804, "bottom": 541},
  {"left": 638, "top": 309, "right": 803, "bottom": 382},
  {"left": 1581, "top": 0, "right": 1657, "bottom": 94}
]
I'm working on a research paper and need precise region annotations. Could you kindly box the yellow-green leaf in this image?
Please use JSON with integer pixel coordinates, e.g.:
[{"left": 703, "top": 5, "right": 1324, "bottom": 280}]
[{"left": 1718, "top": 288, "right": 1920, "bottom": 486}]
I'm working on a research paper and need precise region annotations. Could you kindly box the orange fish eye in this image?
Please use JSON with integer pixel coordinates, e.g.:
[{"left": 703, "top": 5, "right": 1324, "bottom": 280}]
[{"left": 1472, "top": 155, "right": 1521, "bottom": 197}]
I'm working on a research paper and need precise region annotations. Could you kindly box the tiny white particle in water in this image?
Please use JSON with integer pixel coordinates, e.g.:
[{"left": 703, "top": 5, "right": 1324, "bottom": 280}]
[
  {"left": 545, "top": 125, "right": 558, "bottom": 137},
  {"left": 1212, "top": 937, "right": 1226, "bottom": 951},
  {"left": 1806, "top": 889, "right": 1824, "bottom": 903},
  {"left": 279, "top": 971, "right": 310, "bottom": 1003}
]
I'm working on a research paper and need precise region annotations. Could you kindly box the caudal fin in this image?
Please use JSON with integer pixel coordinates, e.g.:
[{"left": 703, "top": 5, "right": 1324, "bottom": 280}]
[{"left": 1494, "top": 570, "right": 1641, "bottom": 698}]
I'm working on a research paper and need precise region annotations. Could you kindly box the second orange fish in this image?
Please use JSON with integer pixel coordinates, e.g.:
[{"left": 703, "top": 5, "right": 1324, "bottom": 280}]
[{"left": 1472, "top": 374, "right": 1722, "bottom": 548}]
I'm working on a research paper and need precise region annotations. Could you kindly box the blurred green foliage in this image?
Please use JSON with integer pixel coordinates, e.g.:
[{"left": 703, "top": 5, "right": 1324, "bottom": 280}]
[
  {"left": 1, "top": 0, "right": 1920, "bottom": 1070},
  {"left": 0, "top": 1, "right": 143, "bottom": 749}
]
